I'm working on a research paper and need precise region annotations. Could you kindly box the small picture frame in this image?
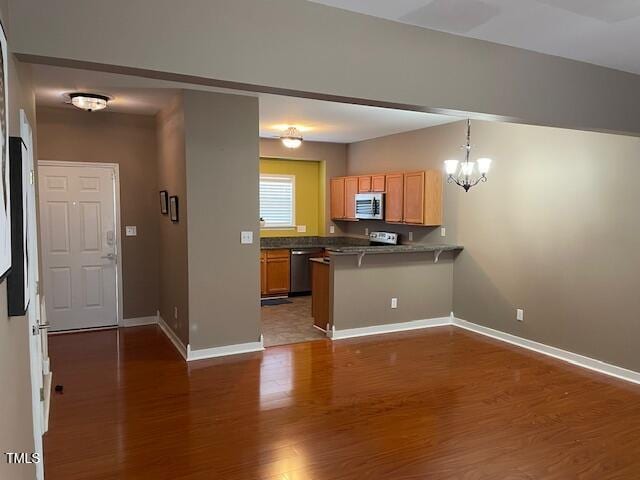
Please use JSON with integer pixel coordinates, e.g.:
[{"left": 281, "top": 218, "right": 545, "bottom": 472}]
[
  {"left": 169, "top": 195, "right": 179, "bottom": 222},
  {"left": 159, "top": 190, "right": 168, "bottom": 214}
]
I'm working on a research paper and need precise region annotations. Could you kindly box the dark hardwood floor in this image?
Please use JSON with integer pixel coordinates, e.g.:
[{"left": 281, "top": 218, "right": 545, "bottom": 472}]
[{"left": 45, "top": 325, "right": 640, "bottom": 479}]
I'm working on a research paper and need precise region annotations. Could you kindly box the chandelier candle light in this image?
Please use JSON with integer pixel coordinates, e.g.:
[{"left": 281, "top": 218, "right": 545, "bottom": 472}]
[{"left": 444, "top": 119, "right": 492, "bottom": 192}]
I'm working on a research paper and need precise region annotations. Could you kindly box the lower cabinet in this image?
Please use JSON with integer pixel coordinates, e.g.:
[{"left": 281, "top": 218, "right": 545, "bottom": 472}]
[{"left": 261, "top": 249, "right": 290, "bottom": 296}]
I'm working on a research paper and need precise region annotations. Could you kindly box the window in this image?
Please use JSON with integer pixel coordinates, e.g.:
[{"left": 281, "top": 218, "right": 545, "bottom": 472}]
[{"left": 260, "top": 174, "right": 295, "bottom": 228}]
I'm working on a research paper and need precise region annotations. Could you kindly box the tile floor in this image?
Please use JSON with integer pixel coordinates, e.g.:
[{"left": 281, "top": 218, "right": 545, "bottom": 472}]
[{"left": 261, "top": 295, "right": 327, "bottom": 347}]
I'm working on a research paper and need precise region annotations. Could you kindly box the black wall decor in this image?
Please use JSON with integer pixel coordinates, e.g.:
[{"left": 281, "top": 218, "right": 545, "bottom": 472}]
[
  {"left": 7, "top": 137, "right": 29, "bottom": 316},
  {"left": 169, "top": 195, "right": 179, "bottom": 222}
]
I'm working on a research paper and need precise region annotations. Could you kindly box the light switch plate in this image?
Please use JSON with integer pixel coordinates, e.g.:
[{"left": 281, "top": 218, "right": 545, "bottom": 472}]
[
  {"left": 241, "top": 231, "right": 253, "bottom": 244},
  {"left": 441, "top": 227, "right": 446, "bottom": 237},
  {"left": 329, "top": 225, "right": 335, "bottom": 234},
  {"left": 125, "top": 226, "right": 137, "bottom": 237},
  {"left": 297, "top": 225, "right": 307, "bottom": 233},
  {"left": 516, "top": 308, "right": 524, "bottom": 322},
  {"left": 391, "top": 297, "right": 398, "bottom": 309}
]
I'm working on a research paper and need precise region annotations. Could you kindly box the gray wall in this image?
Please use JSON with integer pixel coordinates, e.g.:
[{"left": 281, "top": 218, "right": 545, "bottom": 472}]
[
  {"left": 450, "top": 121, "right": 640, "bottom": 372},
  {"left": 184, "top": 90, "right": 261, "bottom": 350},
  {"left": 156, "top": 94, "right": 189, "bottom": 345},
  {"left": 8, "top": 0, "right": 640, "bottom": 135},
  {"left": 37, "top": 107, "right": 160, "bottom": 319},
  {"left": 332, "top": 252, "right": 455, "bottom": 331},
  {"left": 347, "top": 120, "right": 640, "bottom": 372},
  {"left": 0, "top": 4, "right": 37, "bottom": 475}
]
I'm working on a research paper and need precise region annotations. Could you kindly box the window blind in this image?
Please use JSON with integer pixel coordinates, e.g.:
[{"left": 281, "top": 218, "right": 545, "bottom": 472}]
[{"left": 260, "top": 175, "right": 295, "bottom": 228}]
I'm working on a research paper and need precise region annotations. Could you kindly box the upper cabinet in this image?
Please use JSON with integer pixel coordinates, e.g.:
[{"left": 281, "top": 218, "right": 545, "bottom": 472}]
[
  {"left": 385, "top": 173, "right": 404, "bottom": 223},
  {"left": 330, "top": 176, "right": 358, "bottom": 220},
  {"left": 371, "top": 174, "right": 386, "bottom": 192},
  {"left": 331, "top": 170, "right": 442, "bottom": 226},
  {"left": 330, "top": 177, "right": 345, "bottom": 220},
  {"left": 403, "top": 171, "right": 425, "bottom": 224},
  {"left": 402, "top": 170, "right": 442, "bottom": 225},
  {"left": 358, "top": 175, "right": 372, "bottom": 193},
  {"left": 344, "top": 177, "right": 358, "bottom": 220}
]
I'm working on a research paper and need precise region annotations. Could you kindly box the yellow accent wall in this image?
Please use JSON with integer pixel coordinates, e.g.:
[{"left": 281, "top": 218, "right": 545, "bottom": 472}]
[{"left": 260, "top": 158, "right": 322, "bottom": 237}]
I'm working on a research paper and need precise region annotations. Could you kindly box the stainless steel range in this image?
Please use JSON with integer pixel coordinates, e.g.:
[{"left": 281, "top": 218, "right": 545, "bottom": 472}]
[{"left": 369, "top": 231, "right": 398, "bottom": 245}]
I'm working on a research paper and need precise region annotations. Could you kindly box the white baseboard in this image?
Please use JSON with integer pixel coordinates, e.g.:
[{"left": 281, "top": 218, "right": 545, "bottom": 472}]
[
  {"left": 158, "top": 315, "right": 187, "bottom": 360},
  {"left": 187, "top": 335, "right": 265, "bottom": 362},
  {"left": 330, "top": 317, "right": 452, "bottom": 340},
  {"left": 453, "top": 317, "right": 640, "bottom": 385},
  {"left": 123, "top": 315, "right": 158, "bottom": 327}
]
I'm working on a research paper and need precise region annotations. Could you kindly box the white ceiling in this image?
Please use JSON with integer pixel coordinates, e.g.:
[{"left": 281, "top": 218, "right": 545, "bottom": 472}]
[
  {"left": 31, "top": 64, "right": 458, "bottom": 144},
  {"left": 308, "top": 0, "right": 640, "bottom": 75}
]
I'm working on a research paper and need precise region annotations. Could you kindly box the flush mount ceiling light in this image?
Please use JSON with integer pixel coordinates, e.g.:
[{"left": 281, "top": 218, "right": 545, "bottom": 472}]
[
  {"left": 280, "top": 126, "right": 303, "bottom": 149},
  {"left": 68, "top": 92, "right": 110, "bottom": 112},
  {"left": 444, "top": 119, "right": 492, "bottom": 192}
]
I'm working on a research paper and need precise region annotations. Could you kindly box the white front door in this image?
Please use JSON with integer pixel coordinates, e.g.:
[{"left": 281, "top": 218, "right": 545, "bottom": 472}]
[
  {"left": 39, "top": 162, "right": 119, "bottom": 331},
  {"left": 21, "top": 110, "right": 45, "bottom": 480}
]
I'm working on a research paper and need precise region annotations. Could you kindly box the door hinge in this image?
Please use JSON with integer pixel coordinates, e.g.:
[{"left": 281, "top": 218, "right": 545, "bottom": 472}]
[
  {"left": 30, "top": 169, "right": 35, "bottom": 185},
  {"left": 39, "top": 387, "right": 45, "bottom": 402}
]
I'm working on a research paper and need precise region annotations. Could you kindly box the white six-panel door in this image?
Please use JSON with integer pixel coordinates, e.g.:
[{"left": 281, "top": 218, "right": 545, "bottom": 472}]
[{"left": 39, "top": 163, "right": 119, "bottom": 331}]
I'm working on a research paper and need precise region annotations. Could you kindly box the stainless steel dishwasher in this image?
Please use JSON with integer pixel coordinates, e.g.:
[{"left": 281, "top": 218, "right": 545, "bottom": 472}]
[{"left": 290, "top": 248, "right": 324, "bottom": 294}]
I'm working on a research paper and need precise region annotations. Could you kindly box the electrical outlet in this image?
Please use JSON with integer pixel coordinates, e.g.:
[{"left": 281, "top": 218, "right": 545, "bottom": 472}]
[
  {"left": 329, "top": 225, "right": 335, "bottom": 234},
  {"left": 125, "top": 226, "right": 137, "bottom": 237},
  {"left": 174, "top": 306, "right": 178, "bottom": 320},
  {"left": 441, "top": 227, "right": 446, "bottom": 237},
  {"left": 240, "top": 231, "right": 253, "bottom": 244},
  {"left": 408, "top": 231, "right": 413, "bottom": 242},
  {"left": 391, "top": 297, "right": 398, "bottom": 309},
  {"left": 365, "top": 227, "right": 369, "bottom": 236},
  {"left": 296, "top": 225, "right": 307, "bottom": 233},
  {"left": 516, "top": 308, "right": 524, "bottom": 322}
]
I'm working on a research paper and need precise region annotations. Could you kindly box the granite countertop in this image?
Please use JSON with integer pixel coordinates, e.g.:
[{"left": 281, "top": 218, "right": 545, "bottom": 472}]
[
  {"left": 325, "top": 244, "right": 464, "bottom": 255},
  {"left": 260, "top": 236, "right": 369, "bottom": 250}
]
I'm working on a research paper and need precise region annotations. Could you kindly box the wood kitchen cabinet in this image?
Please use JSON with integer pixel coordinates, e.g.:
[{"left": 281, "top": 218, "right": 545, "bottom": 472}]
[
  {"left": 385, "top": 173, "right": 404, "bottom": 223},
  {"left": 261, "top": 249, "right": 290, "bottom": 296},
  {"left": 403, "top": 170, "right": 442, "bottom": 226},
  {"left": 260, "top": 251, "right": 267, "bottom": 296},
  {"left": 330, "top": 170, "right": 442, "bottom": 225},
  {"left": 358, "top": 175, "right": 372, "bottom": 192},
  {"left": 330, "top": 177, "right": 345, "bottom": 220},
  {"left": 331, "top": 176, "right": 358, "bottom": 220},
  {"left": 344, "top": 177, "right": 358, "bottom": 220},
  {"left": 371, "top": 174, "right": 386, "bottom": 192}
]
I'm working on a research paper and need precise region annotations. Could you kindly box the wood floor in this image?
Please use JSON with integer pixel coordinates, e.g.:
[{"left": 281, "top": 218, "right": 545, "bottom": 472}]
[{"left": 45, "top": 325, "right": 640, "bottom": 480}]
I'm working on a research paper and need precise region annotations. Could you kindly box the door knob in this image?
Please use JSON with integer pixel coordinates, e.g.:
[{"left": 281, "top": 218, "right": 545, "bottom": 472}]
[{"left": 101, "top": 253, "right": 116, "bottom": 261}]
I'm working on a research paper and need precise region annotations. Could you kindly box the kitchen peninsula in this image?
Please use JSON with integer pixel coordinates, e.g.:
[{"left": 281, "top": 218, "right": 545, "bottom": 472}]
[{"left": 310, "top": 241, "right": 463, "bottom": 338}]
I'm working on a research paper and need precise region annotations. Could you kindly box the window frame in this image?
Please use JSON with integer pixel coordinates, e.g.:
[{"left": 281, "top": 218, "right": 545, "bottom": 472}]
[{"left": 259, "top": 173, "right": 296, "bottom": 229}]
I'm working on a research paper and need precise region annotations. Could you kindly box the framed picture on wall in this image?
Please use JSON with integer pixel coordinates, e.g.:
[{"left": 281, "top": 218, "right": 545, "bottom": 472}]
[
  {"left": 159, "top": 190, "right": 168, "bottom": 214},
  {"left": 169, "top": 195, "right": 179, "bottom": 222},
  {"left": 0, "top": 22, "right": 10, "bottom": 280},
  {"left": 7, "top": 137, "right": 31, "bottom": 315}
]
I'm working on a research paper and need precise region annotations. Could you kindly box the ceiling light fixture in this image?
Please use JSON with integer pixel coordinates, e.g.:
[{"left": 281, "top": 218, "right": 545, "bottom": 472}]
[
  {"left": 69, "top": 92, "right": 110, "bottom": 112},
  {"left": 280, "top": 126, "right": 303, "bottom": 149},
  {"left": 444, "top": 119, "right": 492, "bottom": 192}
]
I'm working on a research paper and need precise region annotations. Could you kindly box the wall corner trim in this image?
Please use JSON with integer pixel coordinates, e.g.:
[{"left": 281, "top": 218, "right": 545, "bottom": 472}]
[
  {"left": 158, "top": 315, "right": 188, "bottom": 360},
  {"left": 331, "top": 317, "right": 452, "bottom": 340},
  {"left": 453, "top": 317, "right": 640, "bottom": 385},
  {"left": 123, "top": 316, "right": 158, "bottom": 328},
  {"left": 186, "top": 337, "right": 265, "bottom": 362}
]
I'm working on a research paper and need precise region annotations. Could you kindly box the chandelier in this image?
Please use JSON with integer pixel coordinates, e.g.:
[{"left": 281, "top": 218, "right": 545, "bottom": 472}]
[{"left": 444, "top": 119, "right": 492, "bottom": 192}]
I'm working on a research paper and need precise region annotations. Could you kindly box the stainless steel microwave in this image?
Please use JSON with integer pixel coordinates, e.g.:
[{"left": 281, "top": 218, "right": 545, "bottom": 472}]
[{"left": 355, "top": 193, "right": 384, "bottom": 220}]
